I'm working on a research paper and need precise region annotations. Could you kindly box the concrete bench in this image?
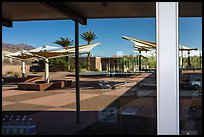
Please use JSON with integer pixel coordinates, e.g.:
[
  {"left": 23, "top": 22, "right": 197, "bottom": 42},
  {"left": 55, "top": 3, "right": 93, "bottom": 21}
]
[
  {"left": 17, "top": 80, "right": 72, "bottom": 91},
  {"left": 2, "top": 75, "right": 42, "bottom": 83}
]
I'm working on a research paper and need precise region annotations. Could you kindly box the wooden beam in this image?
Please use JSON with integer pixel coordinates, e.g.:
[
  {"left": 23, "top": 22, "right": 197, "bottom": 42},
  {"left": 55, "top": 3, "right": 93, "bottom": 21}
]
[
  {"left": 2, "top": 18, "right": 12, "bottom": 27},
  {"left": 40, "top": 2, "right": 87, "bottom": 25}
]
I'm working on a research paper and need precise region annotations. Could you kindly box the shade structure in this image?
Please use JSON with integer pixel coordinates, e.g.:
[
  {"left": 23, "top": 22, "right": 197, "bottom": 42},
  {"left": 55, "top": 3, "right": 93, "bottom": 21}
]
[
  {"left": 27, "top": 51, "right": 70, "bottom": 83},
  {"left": 122, "top": 36, "right": 155, "bottom": 71},
  {"left": 4, "top": 45, "right": 73, "bottom": 81},
  {"left": 77, "top": 43, "right": 101, "bottom": 54},
  {"left": 29, "top": 45, "right": 60, "bottom": 52},
  {"left": 4, "top": 50, "right": 36, "bottom": 77},
  {"left": 29, "top": 43, "right": 101, "bottom": 59},
  {"left": 123, "top": 36, "right": 200, "bottom": 70},
  {"left": 28, "top": 43, "right": 101, "bottom": 83},
  {"left": 122, "top": 36, "right": 156, "bottom": 49},
  {"left": 179, "top": 45, "right": 198, "bottom": 69},
  {"left": 29, "top": 45, "right": 65, "bottom": 82},
  {"left": 123, "top": 36, "right": 198, "bottom": 52},
  {"left": 179, "top": 45, "right": 197, "bottom": 51},
  {"left": 4, "top": 46, "right": 60, "bottom": 78},
  {"left": 53, "top": 43, "right": 101, "bottom": 54},
  {"left": 134, "top": 46, "right": 151, "bottom": 52},
  {"left": 29, "top": 51, "right": 74, "bottom": 59},
  {"left": 4, "top": 50, "right": 34, "bottom": 60},
  {"left": 27, "top": 51, "right": 65, "bottom": 83}
]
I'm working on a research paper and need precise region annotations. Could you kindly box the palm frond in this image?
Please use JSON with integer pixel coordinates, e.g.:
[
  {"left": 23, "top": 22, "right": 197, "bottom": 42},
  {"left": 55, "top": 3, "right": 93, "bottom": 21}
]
[
  {"left": 53, "top": 37, "right": 74, "bottom": 49},
  {"left": 80, "top": 31, "right": 98, "bottom": 44}
]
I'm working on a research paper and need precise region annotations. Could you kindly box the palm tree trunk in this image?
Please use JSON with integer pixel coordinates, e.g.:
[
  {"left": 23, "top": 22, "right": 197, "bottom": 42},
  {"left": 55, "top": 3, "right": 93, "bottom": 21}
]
[
  {"left": 87, "top": 41, "right": 91, "bottom": 71},
  {"left": 87, "top": 52, "right": 90, "bottom": 71},
  {"left": 66, "top": 56, "right": 70, "bottom": 71}
]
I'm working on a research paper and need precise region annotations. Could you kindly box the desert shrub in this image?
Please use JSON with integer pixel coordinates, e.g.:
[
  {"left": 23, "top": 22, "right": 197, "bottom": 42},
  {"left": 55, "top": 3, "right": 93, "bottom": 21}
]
[
  {"left": 13, "top": 72, "right": 20, "bottom": 77},
  {"left": 32, "top": 72, "right": 38, "bottom": 74},
  {"left": 6, "top": 71, "right": 19, "bottom": 77},
  {"left": 6, "top": 71, "right": 13, "bottom": 75},
  {"left": 79, "top": 61, "right": 87, "bottom": 70},
  {"left": 90, "top": 68, "right": 99, "bottom": 71},
  {"left": 80, "top": 69, "right": 88, "bottom": 72}
]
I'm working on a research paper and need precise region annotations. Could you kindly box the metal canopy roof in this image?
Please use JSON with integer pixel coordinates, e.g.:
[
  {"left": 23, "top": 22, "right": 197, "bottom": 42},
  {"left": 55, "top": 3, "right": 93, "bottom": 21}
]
[
  {"left": 2, "top": 2, "right": 202, "bottom": 27},
  {"left": 179, "top": 45, "right": 198, "bottom": 51},
  {"left": 122, "top": 36, "right": 156, "bottom": 49},
  {"left": 4, "top": 50, "right": 35, "bottom": 60},
  {"left": 5, "top": 43, "right": 100, "bottom": 60},
  {"left": 29, "top": 43, "right": 100, "bottom": 59},
  {"left": 122, "top": 36, "right": 199, "bottom": 52}
]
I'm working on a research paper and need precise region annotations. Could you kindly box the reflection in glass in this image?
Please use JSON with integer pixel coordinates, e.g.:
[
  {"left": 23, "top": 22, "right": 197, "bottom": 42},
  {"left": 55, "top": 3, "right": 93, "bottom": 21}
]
[{"left": 179, "top": 17, "right": 202, "bottom": 135}]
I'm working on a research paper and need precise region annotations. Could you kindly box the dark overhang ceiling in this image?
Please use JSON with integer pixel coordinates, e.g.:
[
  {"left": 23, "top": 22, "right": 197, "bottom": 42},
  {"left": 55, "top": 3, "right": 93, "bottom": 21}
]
[{"left": 2, "top": 2, "right": 202, "bottom": 27}]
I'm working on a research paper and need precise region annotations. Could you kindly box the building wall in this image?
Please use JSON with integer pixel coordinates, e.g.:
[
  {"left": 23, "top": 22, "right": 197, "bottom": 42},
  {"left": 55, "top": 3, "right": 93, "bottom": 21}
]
[
  {"left": 76, "top": 56, "right": 102, "bottom": 71},
  {"left": 70, "top": 57, "right": 102, "bottom": 71},
  {"left": 90, "top": 57, "right": 102, "bottom": 71}
]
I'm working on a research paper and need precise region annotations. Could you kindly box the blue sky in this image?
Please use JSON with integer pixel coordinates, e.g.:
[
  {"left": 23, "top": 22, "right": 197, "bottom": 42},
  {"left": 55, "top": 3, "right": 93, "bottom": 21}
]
[{"left": 2, "top": 17, "right": 202, "bottom": 57}]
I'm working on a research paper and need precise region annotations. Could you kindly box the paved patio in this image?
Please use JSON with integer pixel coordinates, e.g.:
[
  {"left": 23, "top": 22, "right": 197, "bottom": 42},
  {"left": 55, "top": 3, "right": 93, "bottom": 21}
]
[
  {"left": 2, "top": 72, "right": 152, "bottom": 111},
  {"left": 2, "top": 72, "right": 156, "bottom": 134}
]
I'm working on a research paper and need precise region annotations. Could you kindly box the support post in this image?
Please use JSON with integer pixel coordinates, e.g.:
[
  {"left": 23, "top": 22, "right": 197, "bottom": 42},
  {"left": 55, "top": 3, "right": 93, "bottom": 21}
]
[
  {"left": 156, "top": 2, "right": 179, "bottom": 135},
  {"left": 22, "top": 60, "right": 26, "bottom": 78},
  {"left": 109, "top": 58, "right": 111, "bottom": 75},
  {"left": 187, "top": 50, "right": 191, "bottom": 69},
  {"left": 139, "top": 50, "right": 141, "bottom": 71},
  {"left": 45, "top": 58, "right": 49, "bottom": 83},
  {"left": 199, "top": 49, "right": 202, "bottom": 69},
  {"left": 180, "top": 51, "right": 183, "bottom": 69},
  {"left": 75, "top": 21, "right": 80, "bottom": 123}
]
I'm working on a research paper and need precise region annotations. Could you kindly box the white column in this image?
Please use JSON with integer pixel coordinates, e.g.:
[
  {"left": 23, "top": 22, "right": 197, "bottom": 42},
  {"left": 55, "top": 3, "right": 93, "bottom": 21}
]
[
  {"left": 156, "top": 2, "right": 179, "bottom": 135},
  {"left": 45, "top": 58, "right": 49, "bottom": 83},
  {"left": 22, "top": 60, "right": 26, "bottom": 78},
  {"left": 180, "top": 51, "right": 183, "bottom": 68}
]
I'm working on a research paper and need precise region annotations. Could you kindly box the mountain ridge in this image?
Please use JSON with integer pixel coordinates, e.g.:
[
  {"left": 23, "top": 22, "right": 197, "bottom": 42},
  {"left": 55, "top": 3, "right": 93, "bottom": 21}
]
[{"left": 2, "top": 43, "right": 34, "bottom": 52}]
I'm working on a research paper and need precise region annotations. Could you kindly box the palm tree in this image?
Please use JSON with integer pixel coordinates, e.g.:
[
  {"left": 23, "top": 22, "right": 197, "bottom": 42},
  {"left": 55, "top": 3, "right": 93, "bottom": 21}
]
[
  {"left": 53, "top": 37, "right": 74, "bottom": 71},
  {"left": 53, "top": 37, "right": 74, "bottom": 50},
  {"left": 80, "top": 31, "right": 97, "bottom": 70}
]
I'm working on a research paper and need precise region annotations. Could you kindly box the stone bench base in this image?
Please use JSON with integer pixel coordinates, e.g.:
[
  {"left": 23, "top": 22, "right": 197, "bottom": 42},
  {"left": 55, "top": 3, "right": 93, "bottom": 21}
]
[
  {"left": 3, "top": 75, "right": 42, "bottom": 83},
  {"left": 18, "top": 80, "right": 72, "bottom": 91}
]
